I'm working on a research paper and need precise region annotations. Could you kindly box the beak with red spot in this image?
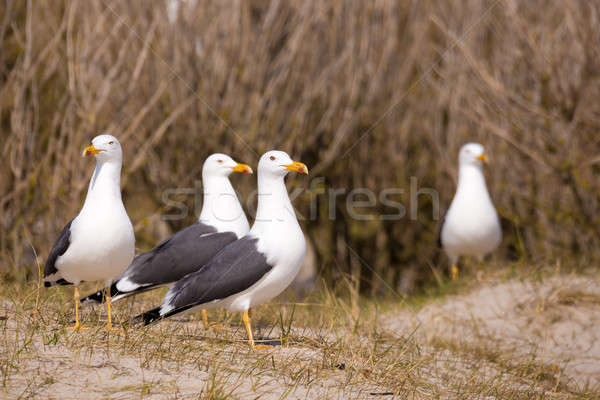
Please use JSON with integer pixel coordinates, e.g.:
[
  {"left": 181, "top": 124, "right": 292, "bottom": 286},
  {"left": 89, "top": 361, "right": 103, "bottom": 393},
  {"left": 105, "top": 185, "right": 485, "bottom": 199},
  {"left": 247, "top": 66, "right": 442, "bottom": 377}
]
[
  {"left": 231, "top": 163, "right": 253, "bottom": 174},
  {"left": 477, "top": 153, "right": 488, "bottom": 163},
  {"left": 82, "top": 145, "right": 104, "bottom": 157},
  {"left": 284, "top": 161, "right": 309, "bottom": 175}
]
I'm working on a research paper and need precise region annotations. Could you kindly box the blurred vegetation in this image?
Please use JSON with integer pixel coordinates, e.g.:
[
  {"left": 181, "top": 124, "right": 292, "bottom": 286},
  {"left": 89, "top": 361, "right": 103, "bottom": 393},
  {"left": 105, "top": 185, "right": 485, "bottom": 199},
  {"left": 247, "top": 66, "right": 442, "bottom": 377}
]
[{"left": 1, "top": 0, "right": 599, "bottom": 294}]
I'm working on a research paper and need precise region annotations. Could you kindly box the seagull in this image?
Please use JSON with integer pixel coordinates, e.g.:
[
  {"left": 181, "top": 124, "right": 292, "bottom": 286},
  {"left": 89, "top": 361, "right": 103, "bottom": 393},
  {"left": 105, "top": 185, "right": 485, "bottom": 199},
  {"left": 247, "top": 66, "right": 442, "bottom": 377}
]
[
  {"left": 135, "top": 150, "right": 308, "bottom": 350},
  {"left": 80, "top": 153, "right": 252, "bottom": 328},
  {"left": 44, "top": 134, "right": 135, "bottom": 331},
  {"left": 439, "top": 143, "right": 501, "bottom": 280}
]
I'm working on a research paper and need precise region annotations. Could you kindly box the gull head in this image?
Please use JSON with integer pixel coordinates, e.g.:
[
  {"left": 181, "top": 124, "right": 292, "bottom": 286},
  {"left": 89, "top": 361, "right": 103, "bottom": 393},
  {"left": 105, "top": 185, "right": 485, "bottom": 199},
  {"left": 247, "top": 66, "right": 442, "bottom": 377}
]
[
  {"left": 203, "top": 153, "right": 253, "bottom": 177},
  {"left": 258, "top": 150, "right": 308, "bottom": 178},
  {"left": 459, "top": 142, "right": 487, "bottom": 167},
  {"left": 83, "top": 134, "right": 123, "bottom": 162}
]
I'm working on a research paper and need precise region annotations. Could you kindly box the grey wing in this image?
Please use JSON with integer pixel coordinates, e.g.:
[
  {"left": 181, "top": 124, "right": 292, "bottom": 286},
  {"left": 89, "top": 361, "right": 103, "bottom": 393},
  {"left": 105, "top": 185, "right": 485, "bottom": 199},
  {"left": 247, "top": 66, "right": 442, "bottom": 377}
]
[
  {"left": 44, "top": 220, "right": 74, "bottom": 286},
  {"left": 121, "top": 223, "right": 238, "bottom": 288},
  {"left": 162, "top": 236, "right": 272, "bottom": 314}
]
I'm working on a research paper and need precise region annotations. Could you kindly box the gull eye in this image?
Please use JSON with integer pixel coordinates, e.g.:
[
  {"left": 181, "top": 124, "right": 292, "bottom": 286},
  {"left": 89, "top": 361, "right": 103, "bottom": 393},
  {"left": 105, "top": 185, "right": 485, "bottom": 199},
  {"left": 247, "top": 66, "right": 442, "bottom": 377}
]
[
  {"left": 270, "top": 156, "right": 276, "bottom": 161},
  {"left": 108, "top": 141, "right": 114, "bottom": 145},
  {"left": 217, "top": 159, "right": 223, "bottom": 163}
]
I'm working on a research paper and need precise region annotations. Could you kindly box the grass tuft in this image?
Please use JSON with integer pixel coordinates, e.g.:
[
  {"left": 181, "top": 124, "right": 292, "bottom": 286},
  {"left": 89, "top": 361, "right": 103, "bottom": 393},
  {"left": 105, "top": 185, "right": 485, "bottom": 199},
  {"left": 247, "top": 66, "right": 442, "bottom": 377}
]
[{"left": 1, "top": 266, "right": 598, "bottom": 398}]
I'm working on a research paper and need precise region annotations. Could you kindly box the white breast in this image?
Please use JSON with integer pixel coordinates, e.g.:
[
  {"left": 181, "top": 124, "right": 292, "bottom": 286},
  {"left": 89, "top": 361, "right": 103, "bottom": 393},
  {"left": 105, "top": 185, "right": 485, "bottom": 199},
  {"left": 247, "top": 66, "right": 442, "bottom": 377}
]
[
  {"left": 441, "top": 167, "right": 501, "bottom": 261},
  {"left": 442, "top": 197, "right": 501, "bottom": 259},
  {"left": 56, "top": 205, "right": 135, "bottom": 285}
]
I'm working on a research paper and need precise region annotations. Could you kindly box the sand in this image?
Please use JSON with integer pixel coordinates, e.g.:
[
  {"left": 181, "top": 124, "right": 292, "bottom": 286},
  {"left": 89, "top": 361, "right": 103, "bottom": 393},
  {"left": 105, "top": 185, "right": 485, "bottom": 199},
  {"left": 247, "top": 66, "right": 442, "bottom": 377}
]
[{"left": 1, "top": 272, "right": 598, "bottom": 398}]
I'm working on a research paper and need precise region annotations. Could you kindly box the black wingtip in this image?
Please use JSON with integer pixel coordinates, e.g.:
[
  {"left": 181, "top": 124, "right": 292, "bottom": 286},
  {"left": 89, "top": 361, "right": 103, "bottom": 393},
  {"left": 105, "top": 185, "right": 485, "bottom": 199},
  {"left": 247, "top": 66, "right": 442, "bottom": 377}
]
[
  {"left": 132, "top": 307, "right": 163, "bottom": 326},
  {"left": 133, "top": 303, "right": 197, "bottom": 326},
  {"left": 44, "top": 278, "right": 71, "bottom": 288},
  {"left": 80, "top": 282, "right": 120, "bottom": 304},
  {"left": 80, "top": 289, "right": 104, "bottom": 304}
]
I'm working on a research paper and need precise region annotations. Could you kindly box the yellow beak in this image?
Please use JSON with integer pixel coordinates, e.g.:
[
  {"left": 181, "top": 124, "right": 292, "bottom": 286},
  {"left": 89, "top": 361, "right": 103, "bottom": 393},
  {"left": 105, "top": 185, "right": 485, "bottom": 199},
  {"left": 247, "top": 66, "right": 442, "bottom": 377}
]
[
  {"left": 231, "top": 163, "right": 253, "bottom": 174},
  {"left": 82, "top": 145, "right": 103, "bottom": 157},
  {"left": 477, "top": 153, "right": 487, "bottom": 163},
  {"left": 284, "top": 161, "right": 309, "bottom": 175}
]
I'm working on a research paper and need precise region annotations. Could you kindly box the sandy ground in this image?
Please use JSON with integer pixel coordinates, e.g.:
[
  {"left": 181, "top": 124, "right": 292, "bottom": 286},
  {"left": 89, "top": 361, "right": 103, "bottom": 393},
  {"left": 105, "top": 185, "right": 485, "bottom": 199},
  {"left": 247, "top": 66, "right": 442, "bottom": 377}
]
[
  {"left": 383, "top": 273, "right": 600, "bottom": 392},
  {"left": 1, "top": 272, "right": 599, "bottom": 399},
  {"left": 4, "top": 346, "right": 363, "bottom": 399}
]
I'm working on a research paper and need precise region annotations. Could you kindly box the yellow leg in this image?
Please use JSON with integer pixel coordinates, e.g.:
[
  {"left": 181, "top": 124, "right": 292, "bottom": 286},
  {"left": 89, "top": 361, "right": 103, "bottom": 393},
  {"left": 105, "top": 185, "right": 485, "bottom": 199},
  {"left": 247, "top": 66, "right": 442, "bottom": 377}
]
[
  {"left": 202, "top": 309, "right": 225, "bottom": 331},
  {"left": 451, "top": 264, "right": 459, "bottom": 281},
  {"left": 104, "top": 287, "right": 121, "bottom": 332},
  {"left": 242, "top": 310, "right": 273, "bottom": 351},
  {"left": 201, "top": 309, "right": 209, "bottom": 329},
  {"left": 201, "top": 309, "right": 225, "bottom": 330},
  {"left": 242, "top": 310, "right": 255, "bottom": 347},
  {"left": 68, "top": 287, "right": 86, "bottom": 331}
]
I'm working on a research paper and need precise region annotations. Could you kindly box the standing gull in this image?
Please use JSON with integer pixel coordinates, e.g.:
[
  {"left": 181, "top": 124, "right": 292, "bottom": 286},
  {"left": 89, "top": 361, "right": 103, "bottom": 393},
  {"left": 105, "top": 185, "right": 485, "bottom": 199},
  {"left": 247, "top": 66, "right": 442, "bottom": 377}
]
[
  {"left": 81, "top": 154, "right": 252, "bottom": 327},
  {"left": 44, "top": 134, "right": 135, "bottom": 331},
  {"left": 439, "top": 143, "right": 501, "bottom": 280},
  {"left": 136, "top": 150, "right": 308, "bottom": 350}
]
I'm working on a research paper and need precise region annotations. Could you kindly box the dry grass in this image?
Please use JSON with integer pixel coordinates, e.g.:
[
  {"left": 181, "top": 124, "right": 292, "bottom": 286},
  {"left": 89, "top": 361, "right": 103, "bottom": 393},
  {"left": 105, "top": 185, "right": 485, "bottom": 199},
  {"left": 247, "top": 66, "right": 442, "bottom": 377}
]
[
  {"left": 2, "top": 2, "right": 600, "bottom": 397},
  {"left": 2, "top": 0, "right": 600, "bottom": 293},
  {"left": 1, "top": 265, "right": 598, "bottom": 399}
]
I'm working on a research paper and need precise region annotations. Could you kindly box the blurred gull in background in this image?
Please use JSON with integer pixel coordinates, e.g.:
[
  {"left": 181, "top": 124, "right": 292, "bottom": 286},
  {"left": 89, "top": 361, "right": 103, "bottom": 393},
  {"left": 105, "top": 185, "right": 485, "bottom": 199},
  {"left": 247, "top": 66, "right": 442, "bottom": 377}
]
[{"left": 439, "top": 143, "right": 501, "bottom": 280}]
